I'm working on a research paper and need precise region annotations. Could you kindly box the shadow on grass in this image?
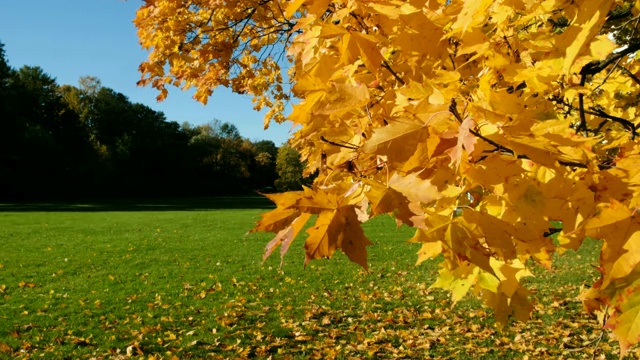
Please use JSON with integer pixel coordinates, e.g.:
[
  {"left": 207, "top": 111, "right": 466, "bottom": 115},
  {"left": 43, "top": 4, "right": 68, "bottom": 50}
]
[{"left": 0, "top": 196, "right": 276, "bottom": 212}]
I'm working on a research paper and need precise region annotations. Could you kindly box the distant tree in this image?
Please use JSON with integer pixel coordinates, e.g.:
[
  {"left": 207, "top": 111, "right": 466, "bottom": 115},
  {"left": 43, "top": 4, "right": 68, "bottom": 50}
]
[
  {"left": 275, "top": 144, "right": 309, "bottom": 191},
  {"left": 0, "top": 66, "right": 96, "bottom": 198},
  {"left": 218, "top": 121, "right": 241, "bottom": 140},
  {"left": 0, "top": 40, "right": 276, "bottom": 199},
  {"left": 0, "top": 41, "right": 10, "bottom": 89},
  {"left": 207, "top": 120, "right": 254, "bottom": 193},
  {"left": 78, "top": 76, "right": 101, "bottom": 97},
  {"left": 59, "top": 76, "right": 102, "bottom": 126},
  {"left": 251, "top": 140, "right": 278, "bottom": 190},
  {"left": 88, "top": 87, "right": 195, "bottom": 196},
  {"left": 254, "top": 140, "right": 278, "bottom": 156},
  {"left": 0, "top": 41, "right": 18, "bottom": 198},
  {"left": 182, "top": 120, "right": 276, "bottom": 194},
  {"left": 185, "top": 122, "right": 223, "bottom": 192},
  {"left": 90, "top": 88, "right": 133, "bottom": 148}
]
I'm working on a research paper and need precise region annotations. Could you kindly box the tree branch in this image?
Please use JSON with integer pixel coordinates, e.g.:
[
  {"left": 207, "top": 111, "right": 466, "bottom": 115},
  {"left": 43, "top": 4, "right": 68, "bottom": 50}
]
[
  {"left": 576, "top": 63, "right": 590, "bottom": 134},
  {"left": 381, "top": 61, "right": 405, "bottom": 86},
  {"left": 450, "top": 99, "right": 589, "bottom": 169},
  {"left": 579, "top": 42, "right": 640, "bottom": 77},
  {"left": 585, "top": 108, "right": 637, "bottom": 139},
  {"left": 577, "top": 92, "right": 588, "bottom": 134},
  {"left": 320, "top": 136, "right": 359, "bottom": 150},
  {"left": 449, "top": 99, "right": 515, "bottom": 156},
  {"left": 616, "top": 64, "right": 640, "bottom": 86},
  {"left": 575, "top": 42, "right": 640, "bottom": 134}
]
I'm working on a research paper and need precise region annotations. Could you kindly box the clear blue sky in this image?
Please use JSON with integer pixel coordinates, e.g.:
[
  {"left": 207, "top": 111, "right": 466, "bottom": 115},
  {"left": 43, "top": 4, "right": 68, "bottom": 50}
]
[{"left": 0, "top": 0, "right": 293, "bottom": 145}]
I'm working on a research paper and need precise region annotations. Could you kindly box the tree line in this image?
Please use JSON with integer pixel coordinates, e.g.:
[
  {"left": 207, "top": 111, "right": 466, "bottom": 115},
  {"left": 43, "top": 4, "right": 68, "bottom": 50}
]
[{"left": 0, "top": 41, "right": 306, "bottom": 200}]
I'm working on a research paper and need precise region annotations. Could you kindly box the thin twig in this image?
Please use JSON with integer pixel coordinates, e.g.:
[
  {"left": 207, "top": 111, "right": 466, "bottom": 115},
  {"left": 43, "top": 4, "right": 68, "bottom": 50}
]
[
  {"left": 577, "top": 73, "right": 588, "bottom": 134},
  {"left": 591, "top": 330, "right": 605, "bottom": 360},
  {"left": 593, "top": 56, "right": 622, "bottom": 92},
  {"left": 579, "top": 42, "right": 640, "bottom": 77},
  {"left": 591, "top": 304, "right": 609, "bottom": 360},
  {"left": 585, "top": 108, "right": 637, "bottom": 138},
  {"left": 450, "top": 99, "right": 589, "bottom": 168},
  {"left": 449, "top": 99, "right": 517, "bottom": 155},
  {"left": 616, "top": 64, "right": 640, "bottom": 86},
  {"left": 320, "top": 136, "right": 359, "bottom": 150},
  {"left": 381, "top": 61, "right": 405, "bottom": 85}
]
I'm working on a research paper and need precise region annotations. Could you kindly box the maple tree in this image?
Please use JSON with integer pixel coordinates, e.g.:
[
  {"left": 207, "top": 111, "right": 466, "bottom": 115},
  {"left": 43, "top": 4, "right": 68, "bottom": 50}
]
[{"left": 136, "top": 0, "right": 640, "bottom": 354}]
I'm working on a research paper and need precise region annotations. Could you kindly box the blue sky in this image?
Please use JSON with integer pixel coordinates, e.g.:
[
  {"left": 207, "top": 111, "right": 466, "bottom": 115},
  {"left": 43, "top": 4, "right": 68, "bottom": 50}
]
[{"left": 0, "top": 0, "right": 293, "bottom": 145}]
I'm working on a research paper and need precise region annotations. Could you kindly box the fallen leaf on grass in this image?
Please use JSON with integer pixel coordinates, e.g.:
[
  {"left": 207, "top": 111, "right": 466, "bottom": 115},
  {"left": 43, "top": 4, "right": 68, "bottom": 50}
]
[
  {"left": 18, "top": 281, "right": 35, "bottom": 288},
  {"left": 0, "top": 343, "right": 12, "bottom": 354},
  {"left": 69, "top": 335, "right": 93, "bottom": 347}
]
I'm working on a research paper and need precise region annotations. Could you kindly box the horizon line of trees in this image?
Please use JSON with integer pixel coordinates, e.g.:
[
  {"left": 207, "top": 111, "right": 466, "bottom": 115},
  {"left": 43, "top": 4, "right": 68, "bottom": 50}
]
[{"left": 0, "top": 41, "right": 308, "bottom": 201}]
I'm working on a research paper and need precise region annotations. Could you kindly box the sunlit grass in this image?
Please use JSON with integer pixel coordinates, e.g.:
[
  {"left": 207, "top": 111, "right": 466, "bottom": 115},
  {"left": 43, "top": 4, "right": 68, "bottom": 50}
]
[{"left": 0, "top": 199, "right": 634, "bottom": 359}]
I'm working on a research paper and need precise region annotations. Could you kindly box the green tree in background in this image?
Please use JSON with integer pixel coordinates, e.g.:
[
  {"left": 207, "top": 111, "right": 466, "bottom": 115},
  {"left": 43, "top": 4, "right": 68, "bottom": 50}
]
[
  {"left": 251, "top": 140, "right": 278, "bottom": 191},
  {"left": 0, "top": 39, "right": 281, "bottom": 199},
  {"left": 1, "top": 65, "right": 95, "bottom": 198},
  {"left": 275, "top": 145, "right": 309, "bottom": 191}
]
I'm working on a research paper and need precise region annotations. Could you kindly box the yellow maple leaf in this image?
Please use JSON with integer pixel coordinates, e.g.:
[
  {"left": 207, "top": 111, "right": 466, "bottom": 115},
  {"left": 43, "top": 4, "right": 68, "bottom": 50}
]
[
  {"left": 364, "top": 179, "right": 415, "bottom": 225},
  {"left": 603, "top": 278, "right": 640, "bottom": 358},
  {"left": 585, "top": 200, "right": 640, "bottom": 288},
  {"left": 352, "top": 33, "right": 385, "bottom": 74},
  {"left": 284, "top": 0, "right": 306, "bottom": 18},
  {"left": 431, "top": 262, "right": 479, "bottom": 304},
  {"left": 263, "top": 213, "right": 312, "bottom": 267},
  {"left": 251, "top": 192, "right": 304, "bottom": 233},
  {"left": 556, "top": 0, "right": 615, "bottom": 74},
  {"left": 304, "top": 206, "right": 373, "bottom": 269},
  {"left": 449, "top": 0, "right": 493, "bottom": 36},
  {"left": 441, "top": 116, "right": 477, "bottom": 167},
  {"left": 361, "top": 119, "right": 429, "bottom": 164}
]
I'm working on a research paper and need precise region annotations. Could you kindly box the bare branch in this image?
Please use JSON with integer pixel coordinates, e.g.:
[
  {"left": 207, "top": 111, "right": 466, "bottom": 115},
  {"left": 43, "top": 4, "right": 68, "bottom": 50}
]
[{"left": 616, "top": 64, "right": 640, "bottom": 86}]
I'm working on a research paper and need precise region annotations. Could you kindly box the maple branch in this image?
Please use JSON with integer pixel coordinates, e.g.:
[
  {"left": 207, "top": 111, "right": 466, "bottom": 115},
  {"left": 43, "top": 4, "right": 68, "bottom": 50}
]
[
  {"left": 579, "top": 42, "right": 640, "bottom": 78},
  {"left": 449, "top": 99, "right": 514, "bottom": 155},
  {"left": 448, "top": 38, "right": 459, "bottom": 70},
  {"left": 320, "top": 136, "right": 359, "bottom": 150},
  {"left": 575, "top": 43, "right": 640, "bottom": 134},
  {"left": 576, "top": 93, "right": 588, "bottom": 135},
  {"left": 558, "top": 160, "right": 591, "bottom": 169},
  {"left": 592, "top": 56, "right": 623, "bottom": 92},
  {"left": 232, "top": 7, "right": 258, "bottom": 44},
  {"left": 349, "top": 12, "right": 369, "bottom": 34},
  {"left": 576, "top": 71, "right": 589, "bottom": 135},
  {"left": 590, "top": 305, "right": 609, "bottom": 360},
  {"left": 559, "top": 97, "right": 638, "bottom": 139},
  {"left": 616, "top": 64, "right": 640, "bottom": 86},
  {"left": 451, "top": 99, "right": 590, "bottom": 169},
  {"left": 585, "top": 108, "right": 637, "bottom": 139},
  {"left": 448, "top": 99, "right": 463, "bottom": 121},
  {"left": 543, "top": 227, "right": 562, "bottom": 237},
  {"left": 381, "top": 61, "right": 405, "bottom": 86}
]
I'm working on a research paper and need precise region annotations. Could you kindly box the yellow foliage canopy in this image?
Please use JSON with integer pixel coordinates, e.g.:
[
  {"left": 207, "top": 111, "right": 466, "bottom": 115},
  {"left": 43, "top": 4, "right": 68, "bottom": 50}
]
[{"left": 136, "top": 0, "right": 640, "bottom": 354}]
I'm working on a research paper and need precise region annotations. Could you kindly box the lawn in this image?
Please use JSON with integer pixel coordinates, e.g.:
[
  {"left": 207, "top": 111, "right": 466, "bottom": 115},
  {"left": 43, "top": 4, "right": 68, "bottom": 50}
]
[{"left": 0, "top": 197, "right": 636, "bottom": 359}]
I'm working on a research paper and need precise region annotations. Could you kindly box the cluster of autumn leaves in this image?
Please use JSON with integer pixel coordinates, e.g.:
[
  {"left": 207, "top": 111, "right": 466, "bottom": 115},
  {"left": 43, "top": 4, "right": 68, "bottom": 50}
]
[{"left": 136, "top": 0, "right": 640, "bottom": 354}]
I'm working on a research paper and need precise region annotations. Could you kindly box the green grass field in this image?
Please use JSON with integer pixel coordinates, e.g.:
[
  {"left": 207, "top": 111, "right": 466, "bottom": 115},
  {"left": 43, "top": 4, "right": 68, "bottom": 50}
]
[{"left": 0, "top": 197, "right": 636, "bottom": 359}]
